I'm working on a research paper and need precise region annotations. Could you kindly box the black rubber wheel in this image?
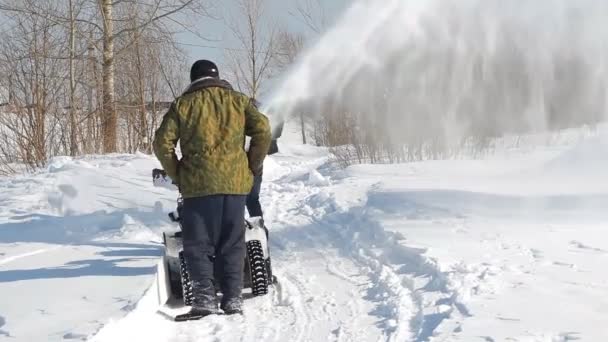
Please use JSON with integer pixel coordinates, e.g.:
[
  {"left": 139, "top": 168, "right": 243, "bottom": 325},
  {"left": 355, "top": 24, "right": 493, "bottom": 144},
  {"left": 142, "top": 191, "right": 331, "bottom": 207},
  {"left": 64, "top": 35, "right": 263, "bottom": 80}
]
[
  {"left": 168, "top": 261, "right": 183, "bottom": 300},
  {"left": 179, "top": 251, "right": 194, "bottom": 306},
  {"left": 247, "top": 240, "right": 269, "bottom": 296}
]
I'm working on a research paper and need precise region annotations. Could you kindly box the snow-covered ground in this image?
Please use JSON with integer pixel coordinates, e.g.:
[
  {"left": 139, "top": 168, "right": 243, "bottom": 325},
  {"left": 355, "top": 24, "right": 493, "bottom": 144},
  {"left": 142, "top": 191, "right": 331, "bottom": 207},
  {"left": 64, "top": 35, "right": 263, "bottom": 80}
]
[
  {"left": 1, "top": 124, "right": 607, "bottom": 341},
  {"left": 0, "top": 155, "right": 175, "bottom": 340}
]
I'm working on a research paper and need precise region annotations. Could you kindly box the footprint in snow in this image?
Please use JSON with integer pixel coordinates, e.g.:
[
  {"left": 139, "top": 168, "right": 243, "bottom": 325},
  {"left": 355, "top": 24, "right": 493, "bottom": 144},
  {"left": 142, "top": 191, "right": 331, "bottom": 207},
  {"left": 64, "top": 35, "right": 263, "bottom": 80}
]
[
  {"left": 63, "top": 332, "right": 88, "bottom": 340},
  {"left": 552, "top": 261, "right": 576, "bottom": 269},
  {"left": 569, "top": 240, "right": 608, "bottom": 254},
  {"left": 0, "top": 315, "right": 11, "bottom": 337},
  {"left": 555, "top": 331, "right": 582, "bottom": 341},
  {"left": 37, "top": 309, "right": 51, "bottom": 315},
  {"left": 529, "top": 248, "right": 543, "bottom": 260}
]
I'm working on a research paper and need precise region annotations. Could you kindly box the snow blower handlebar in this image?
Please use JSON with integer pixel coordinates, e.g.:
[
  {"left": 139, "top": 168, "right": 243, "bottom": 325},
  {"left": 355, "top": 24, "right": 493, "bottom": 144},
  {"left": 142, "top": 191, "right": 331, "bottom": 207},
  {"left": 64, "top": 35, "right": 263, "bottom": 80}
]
[
  {"left": 152, "top": 168, "right": 179, "bottom": 191},
  {"left": 153, "top": 168, "right": 182, "bottom": 223}
]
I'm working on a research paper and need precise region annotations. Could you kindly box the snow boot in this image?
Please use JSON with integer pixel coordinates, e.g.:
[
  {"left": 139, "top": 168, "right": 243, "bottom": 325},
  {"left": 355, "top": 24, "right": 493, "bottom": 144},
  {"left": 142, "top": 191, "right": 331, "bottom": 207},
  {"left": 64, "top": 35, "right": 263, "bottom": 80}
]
[
  {"left": 192, "top": 280, "right": 220, "bottom": 312},
  {"left": 174, "top": 306, "right": 217, "bottom": 322},
  {"left": 175, "top": 280, "right": 219, "bottom": 321},
  {"left": 221, "top": 297, "right": 243, "bottom": 315}
]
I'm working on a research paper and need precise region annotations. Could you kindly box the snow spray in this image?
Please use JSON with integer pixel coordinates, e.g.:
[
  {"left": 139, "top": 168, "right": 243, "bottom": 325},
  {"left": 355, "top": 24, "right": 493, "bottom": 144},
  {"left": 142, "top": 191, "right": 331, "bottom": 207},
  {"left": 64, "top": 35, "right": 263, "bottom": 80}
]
[{"left": 264, "top": 0, "right": 608, "bottom": 154}]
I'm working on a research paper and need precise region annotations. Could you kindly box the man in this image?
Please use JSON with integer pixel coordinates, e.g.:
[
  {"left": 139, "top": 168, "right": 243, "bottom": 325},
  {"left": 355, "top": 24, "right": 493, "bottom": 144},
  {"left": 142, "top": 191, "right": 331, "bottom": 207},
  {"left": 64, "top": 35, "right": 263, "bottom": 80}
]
[{"left": 153, "top": 60, "right": 271, "bottom": 318}]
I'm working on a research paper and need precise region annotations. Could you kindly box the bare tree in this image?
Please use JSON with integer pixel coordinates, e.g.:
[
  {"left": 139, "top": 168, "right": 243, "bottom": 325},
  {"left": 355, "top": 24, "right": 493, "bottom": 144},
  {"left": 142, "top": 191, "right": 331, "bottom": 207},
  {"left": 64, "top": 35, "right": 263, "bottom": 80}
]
[
  {"left": 226, "top": 0, "right": 277, "bottom": 100},
  {"left": 291, "top": 0, "right": 326, "bottom": 34},
  {"left": 0, "top": 1, "right": 66, "bottom": 169},
  {"left": 115, "top": 9, "right": 187, "bottom": 154},
  {"left": 0, "top": 0, "right": 203, "bottom": 171},
  {"left": 99, "top": 0, "right": 117, "bottom": 153},
  {"left": 68, "top": 0, "right": 78, "bottom": 156},
  {"left": 274, "top": 30, "right": 305, "bottom": 70},
  {"left": 97, "top": 0, "right": 208, "bottom": 153},
  {"left": 274, "top": 30, "right": 307, "bottom": 143}
]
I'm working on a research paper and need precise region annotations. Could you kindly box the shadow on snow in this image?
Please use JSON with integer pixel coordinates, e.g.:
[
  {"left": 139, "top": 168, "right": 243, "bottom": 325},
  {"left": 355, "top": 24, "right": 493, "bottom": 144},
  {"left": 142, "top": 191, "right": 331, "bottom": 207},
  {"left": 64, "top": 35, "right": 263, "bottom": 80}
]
[
  {"left": 0, "top": 207, "right": 166, "bottom": 283},
  {"left": 0, "top": 255, "right": 158, "bottom": 283}
]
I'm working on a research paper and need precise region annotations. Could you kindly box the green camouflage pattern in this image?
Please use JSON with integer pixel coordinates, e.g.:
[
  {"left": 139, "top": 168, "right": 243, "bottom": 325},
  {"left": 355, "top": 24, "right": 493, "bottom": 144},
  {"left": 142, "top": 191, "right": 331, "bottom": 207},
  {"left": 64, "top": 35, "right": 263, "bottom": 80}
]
[{"left": 153, "top": 83, "right": 271, "bottom": 198}]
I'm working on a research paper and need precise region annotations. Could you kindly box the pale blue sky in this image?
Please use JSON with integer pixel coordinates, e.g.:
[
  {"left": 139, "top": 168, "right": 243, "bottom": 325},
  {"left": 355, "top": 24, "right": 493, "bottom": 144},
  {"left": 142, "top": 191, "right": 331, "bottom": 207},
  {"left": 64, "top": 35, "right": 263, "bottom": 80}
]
[{"left": 175, "top": 0, "right": 352, "bottom": 70}]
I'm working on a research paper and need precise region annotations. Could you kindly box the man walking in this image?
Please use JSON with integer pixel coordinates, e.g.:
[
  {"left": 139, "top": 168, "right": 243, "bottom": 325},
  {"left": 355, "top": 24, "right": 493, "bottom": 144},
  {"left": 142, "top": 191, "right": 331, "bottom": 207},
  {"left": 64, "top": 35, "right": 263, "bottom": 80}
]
[{"left": 153, "top": 60, "right": 271, "bottom": 318}]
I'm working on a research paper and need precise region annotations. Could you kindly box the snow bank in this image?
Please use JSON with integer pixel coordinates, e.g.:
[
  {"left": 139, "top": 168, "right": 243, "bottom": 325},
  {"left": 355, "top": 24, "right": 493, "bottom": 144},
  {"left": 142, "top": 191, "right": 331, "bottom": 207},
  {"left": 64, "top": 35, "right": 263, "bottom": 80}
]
[
  {"left": 0, "top": 153, "right": 174, "bottom": 341},
  {"left": 307, "top": 169, "right": 330, "bottom": 186}
]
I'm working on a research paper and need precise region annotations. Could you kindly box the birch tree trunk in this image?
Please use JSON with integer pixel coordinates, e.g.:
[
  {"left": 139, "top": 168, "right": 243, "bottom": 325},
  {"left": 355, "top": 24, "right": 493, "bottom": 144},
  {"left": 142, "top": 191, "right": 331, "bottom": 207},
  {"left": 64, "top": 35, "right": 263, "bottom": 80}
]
[
  {"left": 101, "top": 0, "right": 117, "bottom": 153},
  {"left": 68, "top": 0, "right": 78, "bottom": 156}
]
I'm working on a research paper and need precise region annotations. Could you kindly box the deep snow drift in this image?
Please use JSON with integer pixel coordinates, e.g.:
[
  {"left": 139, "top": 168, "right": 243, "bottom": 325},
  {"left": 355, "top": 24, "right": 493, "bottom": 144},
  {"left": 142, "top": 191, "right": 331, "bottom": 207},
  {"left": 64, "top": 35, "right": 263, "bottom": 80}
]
[
  {"left": 0, "top": 124, "right": 607, "bottom": 341},
  {"left": 0, "top": 154, "right": 175, "bottom": 340}
]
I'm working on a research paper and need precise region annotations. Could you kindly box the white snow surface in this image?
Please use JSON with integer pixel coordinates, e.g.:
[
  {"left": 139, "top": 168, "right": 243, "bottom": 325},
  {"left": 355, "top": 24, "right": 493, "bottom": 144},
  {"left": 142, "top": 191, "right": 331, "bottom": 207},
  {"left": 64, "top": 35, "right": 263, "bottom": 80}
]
[
  {"left": 1, "top": 126, "right": 608, "bottom": 341},
  {"left": 0, "top": 154, "right": 175, "bottom": 341}
]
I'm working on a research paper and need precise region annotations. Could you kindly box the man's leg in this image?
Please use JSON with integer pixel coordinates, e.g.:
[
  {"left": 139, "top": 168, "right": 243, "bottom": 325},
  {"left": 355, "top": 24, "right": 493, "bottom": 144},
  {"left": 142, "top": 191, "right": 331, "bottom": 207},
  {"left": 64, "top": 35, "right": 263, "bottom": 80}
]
[
  {"left": 246, "top": 175, "right": 263, "bottom": 218},
  {"left": 181, "top": 195, "right": 223, "bottom": 315},
  {"left": 217, "top": 195, "right": 247, "bottom": 314}
]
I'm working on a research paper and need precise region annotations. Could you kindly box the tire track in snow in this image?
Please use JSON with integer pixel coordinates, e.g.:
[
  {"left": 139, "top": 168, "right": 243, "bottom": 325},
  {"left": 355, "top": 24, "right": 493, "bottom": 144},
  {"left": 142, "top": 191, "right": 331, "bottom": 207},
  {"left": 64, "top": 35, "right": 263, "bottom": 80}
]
[
  {"left": 240, "top": 292, "right": 282, "bottom": 342},
  {"left": 270, "top": 221, "right": 340, "bottom": 342},
  {"left": 288, "top": 211, "right": 418, "bottom": 341},
  {"left": 258, "top": 155, "right": 445, "bottom": 341},
  {"left": 321, "top": 254, "right": 372, "bottom": 341},
  {"left": 295, "top": 189, "right": 470, "bottom": 341},
  {"left": 280, "top": 272, "right": 315, "bottom": 342},
  {"left": 259, "top": 155, "right": 386, "bottom": 342}
]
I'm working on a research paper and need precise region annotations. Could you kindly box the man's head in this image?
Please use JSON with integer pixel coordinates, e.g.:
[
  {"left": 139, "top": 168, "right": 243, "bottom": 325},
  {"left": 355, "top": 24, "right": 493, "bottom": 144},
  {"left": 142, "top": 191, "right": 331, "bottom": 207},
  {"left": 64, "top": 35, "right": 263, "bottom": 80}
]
[{"left": 190, "top": 59, "right": 219, "bottom": 82}]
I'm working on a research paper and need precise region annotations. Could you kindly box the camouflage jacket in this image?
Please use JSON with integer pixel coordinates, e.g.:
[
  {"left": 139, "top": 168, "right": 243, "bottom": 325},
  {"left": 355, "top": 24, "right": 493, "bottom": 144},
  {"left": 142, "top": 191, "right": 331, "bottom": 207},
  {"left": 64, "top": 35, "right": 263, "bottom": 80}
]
[{"left": 153, "top": 77, "right": 271, "bottom": 198}]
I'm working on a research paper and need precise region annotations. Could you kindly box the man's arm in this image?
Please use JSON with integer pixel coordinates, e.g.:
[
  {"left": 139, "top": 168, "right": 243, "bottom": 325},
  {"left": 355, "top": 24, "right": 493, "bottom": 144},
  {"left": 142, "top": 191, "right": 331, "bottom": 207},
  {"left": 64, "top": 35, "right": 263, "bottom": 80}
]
[
  {"left": 244, "top": 99, "right": 272, "bottom": 176},
  {"left": 153, "top": 102, "right": 180, "bottom": 182}
]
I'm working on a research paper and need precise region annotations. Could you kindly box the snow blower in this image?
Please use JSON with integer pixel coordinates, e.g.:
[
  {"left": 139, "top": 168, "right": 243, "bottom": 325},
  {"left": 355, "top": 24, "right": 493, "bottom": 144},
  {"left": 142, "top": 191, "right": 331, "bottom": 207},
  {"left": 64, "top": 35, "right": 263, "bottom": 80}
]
[{"left": 152, "top": 168, "right": 276, "bottom": 315}]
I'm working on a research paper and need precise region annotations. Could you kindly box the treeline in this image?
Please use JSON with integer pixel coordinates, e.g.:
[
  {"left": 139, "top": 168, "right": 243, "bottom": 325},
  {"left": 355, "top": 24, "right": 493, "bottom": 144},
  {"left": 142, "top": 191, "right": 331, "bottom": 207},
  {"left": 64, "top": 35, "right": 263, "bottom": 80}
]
[
  {"left": 0, "top": 0, "right": 327, "bottom": 174},
  {"left": 0, "top": 0, "right": 205, "bottom": 173}
]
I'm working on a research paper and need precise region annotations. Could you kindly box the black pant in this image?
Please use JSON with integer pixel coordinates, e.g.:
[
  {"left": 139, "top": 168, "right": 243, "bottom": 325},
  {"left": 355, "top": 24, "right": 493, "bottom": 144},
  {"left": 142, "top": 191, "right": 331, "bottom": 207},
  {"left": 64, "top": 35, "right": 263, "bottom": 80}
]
[
  {"left": 246, "top": 175, "right": 263, "bottom": 218},
  {"left": 181, "top": 195, "right": 246, "bottom": 299}
]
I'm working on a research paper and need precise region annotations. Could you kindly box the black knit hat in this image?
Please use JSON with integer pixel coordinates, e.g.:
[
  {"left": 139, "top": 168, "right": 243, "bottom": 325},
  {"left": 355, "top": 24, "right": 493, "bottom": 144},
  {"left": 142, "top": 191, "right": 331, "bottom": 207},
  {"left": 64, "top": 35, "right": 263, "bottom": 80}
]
[{"left": 190, "top": 60, "right": 219, "bottom": 82}]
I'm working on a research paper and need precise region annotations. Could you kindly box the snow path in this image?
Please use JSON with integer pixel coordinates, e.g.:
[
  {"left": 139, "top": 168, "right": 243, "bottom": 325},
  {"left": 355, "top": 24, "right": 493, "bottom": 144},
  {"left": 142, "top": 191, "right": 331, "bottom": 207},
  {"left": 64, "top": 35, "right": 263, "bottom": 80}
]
[
  {"left": 91, "top": 150, "right": 387, "bottom": 342},
  {"left": 91, "top": 146, "right": 474, "bottom": 342},
  {"left": 266, "top": 178, "right": 469, "bottom": 341}
]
